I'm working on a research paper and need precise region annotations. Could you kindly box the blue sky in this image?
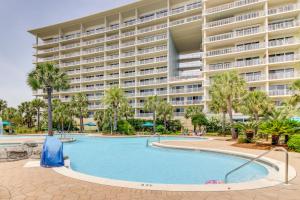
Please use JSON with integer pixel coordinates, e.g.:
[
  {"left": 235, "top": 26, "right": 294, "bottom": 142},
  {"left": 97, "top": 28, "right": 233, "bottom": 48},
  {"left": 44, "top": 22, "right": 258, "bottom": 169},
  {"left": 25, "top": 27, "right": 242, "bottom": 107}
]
[{"left": 0, "top": 0, "right": 135, "bottom": 107}]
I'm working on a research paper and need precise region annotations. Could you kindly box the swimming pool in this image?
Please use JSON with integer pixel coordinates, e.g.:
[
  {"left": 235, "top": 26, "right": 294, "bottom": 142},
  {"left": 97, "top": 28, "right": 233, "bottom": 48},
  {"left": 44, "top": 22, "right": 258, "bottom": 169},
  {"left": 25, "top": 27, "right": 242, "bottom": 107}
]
[{"left": 63, "top": 136, "right": 269, "bottom": 185}]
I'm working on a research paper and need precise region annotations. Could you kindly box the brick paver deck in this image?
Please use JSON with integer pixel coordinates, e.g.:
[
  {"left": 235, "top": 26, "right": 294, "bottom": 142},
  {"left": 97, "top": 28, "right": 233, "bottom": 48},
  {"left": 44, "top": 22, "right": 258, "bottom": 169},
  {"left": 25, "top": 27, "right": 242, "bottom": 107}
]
[{"left": 0, "top": 138, "right": 300, "bottom": 200}]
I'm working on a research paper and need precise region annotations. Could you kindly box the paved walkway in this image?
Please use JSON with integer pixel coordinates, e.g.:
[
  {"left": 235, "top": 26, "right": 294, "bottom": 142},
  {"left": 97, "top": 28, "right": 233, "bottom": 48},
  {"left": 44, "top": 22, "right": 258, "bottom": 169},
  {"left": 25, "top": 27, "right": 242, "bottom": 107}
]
[{"left": 0, "top": 138, "right": 300, "bottom": 200}]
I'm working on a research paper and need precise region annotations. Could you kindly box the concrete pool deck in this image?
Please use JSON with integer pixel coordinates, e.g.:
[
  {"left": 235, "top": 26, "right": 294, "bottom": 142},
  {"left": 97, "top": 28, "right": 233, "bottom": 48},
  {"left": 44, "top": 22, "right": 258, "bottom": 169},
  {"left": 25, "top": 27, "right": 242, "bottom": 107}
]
[{"left": 0, "top": 137, "right": 300, "bottom": 200}]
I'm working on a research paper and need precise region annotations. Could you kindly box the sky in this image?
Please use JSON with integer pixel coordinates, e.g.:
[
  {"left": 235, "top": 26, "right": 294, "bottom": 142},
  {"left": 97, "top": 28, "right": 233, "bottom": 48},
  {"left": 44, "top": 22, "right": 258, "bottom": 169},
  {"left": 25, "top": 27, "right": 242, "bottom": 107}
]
[{"left": 0, "top": 0, "right": 135, "bottom": 108}]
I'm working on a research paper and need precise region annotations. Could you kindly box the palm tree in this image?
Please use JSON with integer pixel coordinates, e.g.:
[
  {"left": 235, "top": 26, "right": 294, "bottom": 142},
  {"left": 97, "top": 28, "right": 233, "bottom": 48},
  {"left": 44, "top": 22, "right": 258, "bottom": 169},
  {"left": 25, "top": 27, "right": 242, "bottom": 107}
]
[
  {"left": 120, "top": 101, "right": 134, "bottom": 120},
  {"left": 158, "top": 101, "right": 173, "bottom": 129},
  {"left": 31, "top": 98, "right": 46, "bottom": 131},
  {"left": 209, "top": 71, "right": 246, "bottom": 139},
  {"left": 144, "top": 95, "right": 161, "bottom": 134},
  {"left": 71, "top": 93, "right": 88, "bottom": 133},
  {"left": 184, "top": 105, "right": 204, "bottom": 132},
  {"left": 18, "top": 101, "right": 36, "bottom": 128},
  {"left": 53, "top": 99, "right": 69, "bottom": 132},
  {"left": 103, "top": 87, "right": 126, "bottom": 132},
  {"left": 94, "top": 110, "right": 106, "bottom": 132},
  {"left": 239, "top": 90, "right": 273, "bottom": 134},
  {"left": 2, "top": 107, "right": 22, "bottom": 125},
  {"left": 209, "top": 95, "right": 227, "bottom": 135},
  {"left": 290, "top": 79, "right": 300, "bottom": 106},
  {"left": 27, "top": 62, "right": 69, "bottom": 135},
  {"left": 0, "top": 99, "right": 7, "bottom": 115}
]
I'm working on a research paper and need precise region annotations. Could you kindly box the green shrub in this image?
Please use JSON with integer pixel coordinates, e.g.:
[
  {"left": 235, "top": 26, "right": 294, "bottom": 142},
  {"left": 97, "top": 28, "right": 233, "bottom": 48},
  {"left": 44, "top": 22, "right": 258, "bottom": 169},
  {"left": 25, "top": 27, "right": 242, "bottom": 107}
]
[
  {"left": 15, "top": 127, "right": 37, "bottom": 134},
  {"left": 237, "top": 136, "right": 248, "bottom": 144},
  {"left": 117, "top": 120, "right": 135, "bottom": 135},
  {"left": 287, "top": 134, "right": 300, "bottom": 152},
  {"left": 156, "top": 125, "right": 166, "bottom": 134}
]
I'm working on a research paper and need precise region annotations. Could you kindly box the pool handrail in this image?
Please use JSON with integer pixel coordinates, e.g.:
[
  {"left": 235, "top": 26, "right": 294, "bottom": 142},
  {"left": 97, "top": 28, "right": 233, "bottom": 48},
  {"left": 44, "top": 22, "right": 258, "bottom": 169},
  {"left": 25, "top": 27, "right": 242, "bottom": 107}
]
[{"left": 224, "top": 147, "right": 289, "bottom": 184}]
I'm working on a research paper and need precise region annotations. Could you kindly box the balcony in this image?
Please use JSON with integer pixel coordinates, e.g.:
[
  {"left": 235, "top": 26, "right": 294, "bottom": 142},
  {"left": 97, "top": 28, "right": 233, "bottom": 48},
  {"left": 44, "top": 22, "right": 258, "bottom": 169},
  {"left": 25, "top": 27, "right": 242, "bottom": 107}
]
[
  {"left": 206, "top": 11, "right": 264, "bottom": 29},
  {"left": 82, "top": 28, "right": 105, "bottom": 37},
  {"left": 106, "top": 74, "right": 119, "bottom": 79},
  {"left": 269, "top": 72, "right": 296, "bottom": 80},
  {"left": 169, "top": 75, "right": 202, "bottom": 82},
  {"left": 179, "top": 61, "right": 202, "bottom": 68},
  {"left": 269, "top": 89, "right": 293, "bottom": 96},
  {"left": 106, "top": 54, "right": 119, "bottom": 61},
  {"left": 87, "top": 96, "right": 103, "bottom": 100},
  {"left": 105, "top": 64, "right": 119, "bottom": 70},
  {"left": 82, "top": 57, "right": 105, "bottom": 64},
  {"left": 268, "top": 20, "right": 300, "bottom": 31},
  {"left": 82, "top": 66, "right": 104, "bottom": 73},
  {"left": 106, "top": 34, "right": 119, "bottom": 41},
  {"left": 138, "top": 79, "right": 167, "bottom": 86},
  {"left": 122, "top": 19, "right": 137, "bottom": 28},
  {"left": 138, "top": 23, "right": 167, "bottom": 35},
  {"left": 170, "top": 1, "right": 202, "bottom": 15},
  {"left": 268, "top": 4, "right": 300, "bottom": 15},
  {"left": 137, "top": 10, "right": 168, "bottom": 24},
  {"left": 179, "top": 52, "right": 202, "bottom": 60},
  {"left": 121, "top": 41, "right": 135, "bottom": 48},
  {"left": 121, "top": 30, "right": 136, "bottom": 38},
  {"left": 61, "top": 43, "right": 81, "bottom": 50},
  {"left": 83, "top": 86, "right": 104, "bottom": 91},
  {"left": 70, "top": 79, "right": 81, "bottom": 84},
  {"left": 138, "top": 45, "right": 167, "bottom": 55},
  {"left": 82, "top": 77, "right": 104, "bottom": 83},
  {"left": 171, "top": 87, "right": 203, "bottom": 94},
  {"left": 170, "top": 15, "right": 201, "bottom": 26},
  {"left": 138, "top": 34, "right": 167, "bottom": 44},
  {"left": 241, "top": 74, "right": 265, "bottom": 82},
  {"left": 121, "top": 72, "right": 135, "bottom": 77},
  {"left": 269, "top": 54, "right": 299, "bottom": 64},
  {"left": 206, "top": 26, "right": 264, "bottom": 43},
  {"left": 61, "top": 52, "right": 80, "bottom": 59},
  {"left": 138, "top": 91, "right": 155, "bottom": 96},
  {"left": 106, "top": 44, "right": 119, "bottom": 51},
  {"left": 206, "top": 0, "right": 261, "bottom": 15},
  {"left": 38, "top": 38, "right": 59, "bottom": 46},
  {"left": 121, "top": 51, "right": 135, "bottom": 58},
  {"left": 138, "top": 56, "right": 167, "bottom": 65},
  {"left": 66, "top": 70, "right": 81, "bottom": 75},
  {"left": 37, "top": 56, "right": 59, "bottom": 62},
  {"left": 61, "top": 33, "right": 81, "bottom": 41},
  {"left": 138, "top": 68, "right": 167, "bottom": 76},
  {"left": 122, "top": 82, "right": 135, "bottom": 87},
  {"left": 83, "top": 38, "right": 105, "bottom": 46},
  {"left": 82, "top": 47, "right": 104, "bottom": 55},
  {"left": 121, "top": 62, "right": 136, "bottom": 68},
  {"left": 60, "top": 61, "right": 80, "bottom": 67},
  {"left": 269, "top": 38, "right": 298, "bottom": 47},
  {"left": 206, "top": 43, "right": 265, "bottom": 57},
  {"left": 209, "top": 59, "right": 265, "bottom": 70},
  {"left": 38, "top": 47, "right": 59, "bottom": 54}
]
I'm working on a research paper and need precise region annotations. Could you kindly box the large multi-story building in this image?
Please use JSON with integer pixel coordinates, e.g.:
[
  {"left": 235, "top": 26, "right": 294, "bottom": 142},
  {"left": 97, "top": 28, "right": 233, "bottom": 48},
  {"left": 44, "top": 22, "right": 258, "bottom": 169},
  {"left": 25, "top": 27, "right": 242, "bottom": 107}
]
[{"left": 29, "top": 0, "right": 300, "bottom": 121}]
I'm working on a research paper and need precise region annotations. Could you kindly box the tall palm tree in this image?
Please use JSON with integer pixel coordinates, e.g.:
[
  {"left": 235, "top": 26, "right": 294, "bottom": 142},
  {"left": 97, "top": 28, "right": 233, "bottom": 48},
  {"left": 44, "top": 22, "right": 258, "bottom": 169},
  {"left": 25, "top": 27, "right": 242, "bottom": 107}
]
[
  {"left": 144, "top": 95, "right": 161, "bottom": 134},
  {"left": 18, "top": 101, "right": 36, "bottom": 128},
  {"left": 158, "top": 101, "right": 173, "bottom": 129},
  {"left": 184, "top": 105, "right": 204, "bottom": 132},
  {"left": 94, "top": 110, "right": 106, "bottom": 132},
  {"left": 27, "top": 62, "right": 69, "bottom": 135},
  {"left": 103, "top": 87, "right": 126, "bottom": 132},
  {"left": 31, "top": 98, "right": 46, "bottom": 131},
  {"left": 120, "top": 101, "right": 134, "bottom": 120},
  {"left": 2, "top": 107, "right": 22, "bottom": 125},
  {"left": 209, "top": 92, "right": 227, "bottom": 135},
  {"left": 209, "top": 71, "right": 247, "bottom": 139},
  {"left": 0, "top": 99, "right": 7, "bottom": 115},
  {"left": 239, "top": 90, "right": 273, "bottom": 125},
  {"left": 53, "top": 99, "right": 69, "bottom": 132},
  {"left": 71, "top": 93, "right": 88, "bottom": 133}
]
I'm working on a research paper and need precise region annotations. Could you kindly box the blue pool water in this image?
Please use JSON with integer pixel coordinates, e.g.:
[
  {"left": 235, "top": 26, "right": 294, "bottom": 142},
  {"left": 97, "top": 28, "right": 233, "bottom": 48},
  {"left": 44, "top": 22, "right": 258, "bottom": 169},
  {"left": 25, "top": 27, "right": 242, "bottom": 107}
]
[{"left": 63, "top": 136, "right": 268, "bottom": 184}]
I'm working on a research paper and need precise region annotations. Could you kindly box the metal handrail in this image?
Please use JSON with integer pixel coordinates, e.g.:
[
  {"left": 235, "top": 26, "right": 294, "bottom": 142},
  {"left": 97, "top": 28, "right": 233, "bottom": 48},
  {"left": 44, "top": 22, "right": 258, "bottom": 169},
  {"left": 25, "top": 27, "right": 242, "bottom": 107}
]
[
  {"left": 224, "top": 147, "right": 288, "bottom": 184},
  {"left": 146, "top": 134, "right": 160, "bottom": 147}
]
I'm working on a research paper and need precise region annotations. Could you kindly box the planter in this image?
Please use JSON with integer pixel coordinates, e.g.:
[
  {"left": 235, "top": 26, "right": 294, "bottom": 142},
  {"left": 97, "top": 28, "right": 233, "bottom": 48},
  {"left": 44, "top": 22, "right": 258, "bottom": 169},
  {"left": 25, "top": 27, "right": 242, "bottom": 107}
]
[
  {"left": 245, "top": 130, "right": 254, "bottom": 143},
  {"left": 271, "top": 135, "right": 280, "bottom": 145}
]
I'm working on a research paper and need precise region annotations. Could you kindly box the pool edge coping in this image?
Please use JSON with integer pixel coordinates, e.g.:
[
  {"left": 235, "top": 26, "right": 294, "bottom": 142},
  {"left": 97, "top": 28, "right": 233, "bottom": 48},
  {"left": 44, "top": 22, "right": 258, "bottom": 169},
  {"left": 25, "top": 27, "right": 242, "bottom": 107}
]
[{"left": 53, "top": 141, "right": 297, "bottom": 192}]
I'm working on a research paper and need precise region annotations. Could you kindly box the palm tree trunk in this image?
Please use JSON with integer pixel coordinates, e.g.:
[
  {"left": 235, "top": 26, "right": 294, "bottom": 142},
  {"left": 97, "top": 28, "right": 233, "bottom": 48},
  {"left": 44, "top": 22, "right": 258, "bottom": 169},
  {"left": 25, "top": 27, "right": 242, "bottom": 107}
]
[
  {"left": 222, "top": 111, "right": 226, "bottom": 136},
  {"left": 113, "top": 110, "right": 117, "bottom": 132},
  {"left": 153, "top": 111, "right": 156, "bottom": 134},
  {"left": 47, "top": 88, "right": 53, "bottom": 136},
  {"left": 80, "top": 115, "right": 83, "bottom": 133},
  {"left": 254, "top": 112, "right": 259, "bottom": 136},
  {"left": 227, "top": 99, "right": 237, "bottom": 139},
  {"left": 37, "top": 108, "right": 40, "bottom": 131}
]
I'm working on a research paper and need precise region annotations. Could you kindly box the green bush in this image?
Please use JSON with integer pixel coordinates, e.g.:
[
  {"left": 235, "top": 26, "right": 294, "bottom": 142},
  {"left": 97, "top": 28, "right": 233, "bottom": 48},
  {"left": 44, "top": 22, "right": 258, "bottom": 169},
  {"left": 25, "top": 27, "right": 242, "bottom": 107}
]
[
  {"left": 117, "top": 120, "right": 135, "bottom": 135},
  {"left": 127, "top": 118, "right": 146, "bottom": 131},
  {"left": 156, "top": 125, "right": 166, "bottom": 133},
  {"left": 287, "top": 134, "right": 300, "bottom": 152},
  {"left": 237, "top": 136, "right": 248, "bottom": 144},
  {"left": 15, "top": 127, "right": 37, "bottom": 134}
]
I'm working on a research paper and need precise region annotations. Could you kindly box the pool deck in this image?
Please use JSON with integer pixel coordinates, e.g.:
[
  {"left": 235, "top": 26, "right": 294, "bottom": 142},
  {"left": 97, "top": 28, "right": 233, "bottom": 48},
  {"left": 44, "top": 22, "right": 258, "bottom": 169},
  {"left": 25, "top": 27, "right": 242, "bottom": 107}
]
[{"left": 0, "top": 137, "right": 300, "bottom": 200}]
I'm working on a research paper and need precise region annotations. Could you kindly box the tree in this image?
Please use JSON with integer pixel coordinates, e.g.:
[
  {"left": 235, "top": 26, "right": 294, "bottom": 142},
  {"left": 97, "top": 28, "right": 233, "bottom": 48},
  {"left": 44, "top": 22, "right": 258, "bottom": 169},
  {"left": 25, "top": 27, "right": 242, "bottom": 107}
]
[
  {"left": 53, "top": 99, "right": 69, "bottom": 132},
  {"left": 157, "top": 101, "right": 173, "bottom": 129},
  {"left": 18, "top": 101, "right": 36, "bottom": 128},
  {"left": 103, "top": 87, "right": 126, "bottom": 132},
  {"left": 120, "top": 101, "right": 134, "bottom": 120},
  {"left": 94, "top": 110, "right": 106, "bottom": 132},
  {"left": 209, "top": 71, "right": 247, "bottom": 139},
  {"left": 184, "top": 105, "right": 204, "bottom": 132},
  {"left": 209, "top": 90, "right": 227, "bottom": 135},
  {"left": 290, "top": 79, "right": 300, "bottom": 106},
  {"left": 31, "top": 98, "right": 46, "bottom": 131},
  {"left": 144, "top": 95, "right": 161, "bottom": 134},
  {"left": 0, "top": 99, "right": 7, "bottom": 115},
  {"left": 239, "top": 90, "right": 273, "bottom": 134},
  {"left": 1, "top": 107, "right": 22, "bottom": 126},
  {"left": 27, "top": 62, "right": 69, "bottom": 135},
  {"left": 71, "top": 93, "right": 88, "bottom": 133}
]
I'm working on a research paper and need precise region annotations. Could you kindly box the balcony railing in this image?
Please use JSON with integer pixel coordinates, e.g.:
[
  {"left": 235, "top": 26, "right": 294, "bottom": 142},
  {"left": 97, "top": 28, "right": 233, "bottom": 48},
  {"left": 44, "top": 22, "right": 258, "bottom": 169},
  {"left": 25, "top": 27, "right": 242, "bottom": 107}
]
[
  {"left": 269, "top": 54, "right": 299, "bottom": 63},
  {"left": 206, "top": 0, "right": 261, "bottom": 15},
  {"left": 121, "top": 51, "right": 135, "bottom": 58},
  {"left": 170, "top": 1, "right": 201, "bottom": 15},
  {"left": 268, "top": 4, "right": 300, "bottom": 15},
  {"left": 61, "top": 52, "right": 80, "bottom": 59},
  {"left": 269, "top": 89, "right": 293, "bottom": 96},
  {"left": 138, "top": 56, "right": 167, "bottom": 65},
  {"left": 206, "top": 11, "right": 264, "bottom": 28},
  {"left": 82, "top": 77, "right": 104, "bottom": 82},
  {"left": 138, "top": 68, "right": 167, "bottom": 76},
  {"left": 169, "top": 75, "right": 202, "bottom": 82},
  {"left": 121, "top": 30, "right": 136, "bottom": 38},
  {"left": 179, "top": 52, "right": 202, "bottom": 60},
  {"left": 82, "top": 67, "right": 104, "bottom": 73},
  {"left": 82, "top": 47, "right": 104, "bottom": 55},
  {"left": 38, "top": 47, "right": 59, "bottom": 54},
  {"left": 170, "top": 15, "right": 201, "bottom": 26},
  {"left": 82, "top": 57, "right": 105, "bottom": 64},
  {"left": 137, "top": 10, "right": 168, "bottom": 24},
  {"left": 122, "top": 82, "right": 135, "bottom": 87},
  {"left": 171, "top": 87, "right": 203, "bottom": 93},
  {"left": 60, "top": 61, "right": 80, "bottom": 67},
  {"left": 138, "top": 45, "right": 167, "bottom": 55},
  {"left": 61, "top": 33, "right": 81, "bottom": 41},
  {"left": 241, "top": 74, "right": 265, "bottom": 82},
  {"left": 83, "top": 38, "right": 105, "bottom": 46},
  {"left": 138, "top": 23, "right": 167, "bottom": 34},
  {"left": 206, "top": 43, "right": 265, "bottom": 57},
  {"left": 269, "top": 38, "right": 297, "bottom": 47},
  {"left": 209, "top": 59, "right": 265, "bottom": 70},
  {"left": 179, "top": 61, "right": 202, "bottom": 68},
  {"left": 269, "top": 72, "right": 295, "bottom": 80},
  {"left": 121, "top": 62, "right": 136, "bottom": 68},
  {"left": 138, "top": 34, "right": 167, "bottom": 44},
  {"left": 268, "top": 20, "right": 300, "bottom": 31},
  {"left": 206, "top": 27, "right": 263, "bottom": 42}
]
